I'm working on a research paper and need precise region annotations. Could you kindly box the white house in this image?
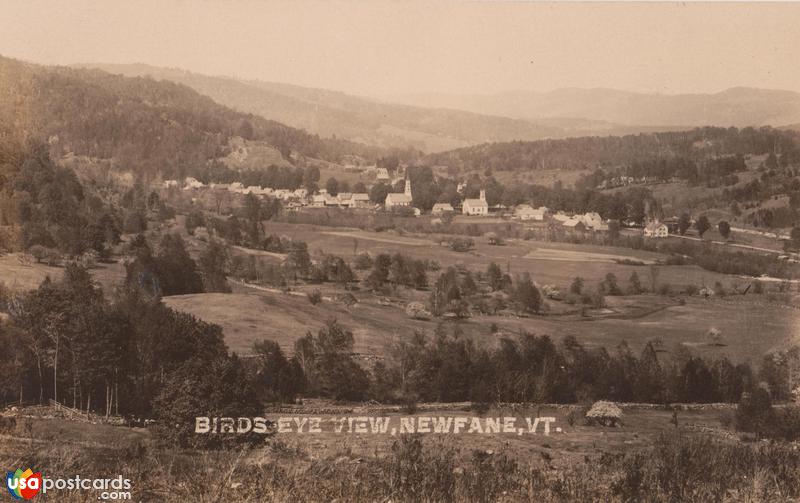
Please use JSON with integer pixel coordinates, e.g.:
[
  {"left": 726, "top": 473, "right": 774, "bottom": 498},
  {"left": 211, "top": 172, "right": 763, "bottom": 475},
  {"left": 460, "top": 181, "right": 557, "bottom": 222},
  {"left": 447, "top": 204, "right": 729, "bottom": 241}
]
[
  {"left": 336, "top": 192, "right": 353, "bottom": 206},
  {"left": 462, "top": 190, "right": 489, "bottom": 216},
  {"left": 183, "top": 177, "right": 205, "bottom": 190},
  {"left": 350, "top": 193, "right": 371, "bottom": 208},
  {"left": 162, "top": 179, "right": 179, "bottom": 188},
  {"left": 310, "top": 194, "right": 327, "bottom": 207},
  {"left": 431, "top": 202, "right": 454, "bottom": 215},
  {"left": 581, "top": 212, "right": 604, "bottom": 229},
  {"left": 644, "top": 221, "right": 669, "bottom": 238},
  {"left": 562, "top": 217, "right": 587, "bottom": 231},
  {"left": 385, "top": 179, "right": 413, "bottom": 209},
  {"left": 376, "top": 168, "right": 390, "bottom": 182},
  {"left": 516, "top": 204, "right": 548, "bottom": 221}
]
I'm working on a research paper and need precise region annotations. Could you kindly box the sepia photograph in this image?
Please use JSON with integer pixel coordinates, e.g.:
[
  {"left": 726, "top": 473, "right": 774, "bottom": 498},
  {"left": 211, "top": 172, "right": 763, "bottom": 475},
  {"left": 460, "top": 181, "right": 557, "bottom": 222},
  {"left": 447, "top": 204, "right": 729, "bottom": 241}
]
[{"left": 2, "top": 1, "right": 800, "bottom": 501}]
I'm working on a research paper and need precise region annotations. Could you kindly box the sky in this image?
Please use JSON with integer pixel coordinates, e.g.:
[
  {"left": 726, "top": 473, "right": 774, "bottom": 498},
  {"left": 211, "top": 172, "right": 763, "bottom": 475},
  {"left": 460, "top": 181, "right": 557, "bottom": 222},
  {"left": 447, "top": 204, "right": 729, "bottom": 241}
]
[{"left": 2, "top": 1, "right": 800, "bottom": 97}]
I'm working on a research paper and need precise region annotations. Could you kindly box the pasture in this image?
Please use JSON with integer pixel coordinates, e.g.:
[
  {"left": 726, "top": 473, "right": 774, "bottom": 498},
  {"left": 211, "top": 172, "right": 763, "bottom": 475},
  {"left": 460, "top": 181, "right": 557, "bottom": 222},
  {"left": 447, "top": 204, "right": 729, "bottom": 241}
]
[
  {"left": 263, "top": 221, "right": 737, "bottom": 289},
  {"left": 0, "top": 253, "right": 126, "bottom": 294},
  {"left": 163, "top": 283, "right": 800, "bottom": 365}
]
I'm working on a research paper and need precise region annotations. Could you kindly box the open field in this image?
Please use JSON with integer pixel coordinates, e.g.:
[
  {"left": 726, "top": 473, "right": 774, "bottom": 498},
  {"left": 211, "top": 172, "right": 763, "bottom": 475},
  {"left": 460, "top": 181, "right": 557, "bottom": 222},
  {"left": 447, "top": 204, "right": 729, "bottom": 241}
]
[
  {"left": 0, "top": 253, "right": 127, "bottom": 294},
  {"left": 263, "top": 222, "right": 735, "bottom": 289},
  {"left": 164, "top": 282, "right": 800, "bottom": 364},
  {"left": 0, "top": 402, "right": 735, "bottom": 474}
]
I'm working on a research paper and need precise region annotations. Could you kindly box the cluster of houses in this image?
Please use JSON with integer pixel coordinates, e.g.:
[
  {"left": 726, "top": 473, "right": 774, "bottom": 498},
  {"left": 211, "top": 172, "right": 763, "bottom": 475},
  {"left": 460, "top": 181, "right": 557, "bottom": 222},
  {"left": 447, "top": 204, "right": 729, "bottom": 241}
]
[
  {"left": 310, "top": 191, "right": 372, "bottom": 209},
  {"left": 169, "top": 176, "right": 671, "bottom": 238},
  {"left": 173, "top": 178, "right": 308, "bottom": 201},
  {"left": 596, "top": 175, "right": 684, "bottom": 190}
]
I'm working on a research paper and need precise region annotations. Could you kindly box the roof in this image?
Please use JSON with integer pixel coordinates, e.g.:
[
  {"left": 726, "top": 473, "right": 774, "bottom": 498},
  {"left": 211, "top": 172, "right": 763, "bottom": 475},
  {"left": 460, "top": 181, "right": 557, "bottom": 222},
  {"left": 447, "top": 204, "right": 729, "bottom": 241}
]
[
  {"left": 385, "top": 193, "right": 412, "bottom": 204},
  {"left": 563, "top": 217, "right": 585, "bottom": 227},
  {"left": 646, "top": 221, "right": 667, "bottom": 231},
  {"left": 351, "top": 193, "right": 370, "bottom": 201},
  {"left": 432, "top": 202, "right": 454, "bottom": 210},
  {"left": 516, "top": 205, "right": 546, "bottom": 215},
  {"left": 463, "top": 198, "right": 488, "bottom": 208}
]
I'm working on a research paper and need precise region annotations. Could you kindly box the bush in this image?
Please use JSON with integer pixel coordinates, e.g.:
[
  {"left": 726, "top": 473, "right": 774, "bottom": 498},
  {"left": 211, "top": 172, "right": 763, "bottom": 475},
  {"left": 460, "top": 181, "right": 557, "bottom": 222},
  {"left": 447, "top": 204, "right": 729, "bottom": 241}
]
[
  {"left": 448, "top": 237, "right": 474, "bottom": 252},
  {"left": 405, "top": 301, "right": 430, "bottom": 320},
  {"left": 735, "top": 388, "right": 774, "bottom": 436},
  {"left": 353, "top": 252, "right": 373, "bottom": 270},
  {"left": 307, "top": 289, "right": 323, "bottom": 305}
]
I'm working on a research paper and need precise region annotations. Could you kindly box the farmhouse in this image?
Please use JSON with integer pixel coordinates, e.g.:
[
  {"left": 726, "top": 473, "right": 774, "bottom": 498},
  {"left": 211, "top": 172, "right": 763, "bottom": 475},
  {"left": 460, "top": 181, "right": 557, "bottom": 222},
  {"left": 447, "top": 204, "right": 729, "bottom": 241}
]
[
  {"left": 310, "top": 194, "right": 327, "bottom": 207},
  {"left": 581, "top": 212, "right": 604, "bottom": 229},
  {"left": 515, "top": 204, "right": 548, "bottom": 221},
  {"left": 183, "top": 177, "right": 205, "bottom": 190},
  {"left": 349, "top": 193, "right": 371, "bottom": 208},
  {"left": 431, "top": 202, "right": 454, "bottom": 215},
  {"left": 337, "top": 192, "right": 353, "bottom": 206},
  {"left": 562, "top": 217, "right": 586, "bottom": 232},
  {"left": 462, "top": 190, "right": 489, "bottom": 216},
  {"left": 644, "top": 221, "right": 669, "bottom": 238},
  {"left": 385, "top": 179, "right": 413, "bottom": 209}
]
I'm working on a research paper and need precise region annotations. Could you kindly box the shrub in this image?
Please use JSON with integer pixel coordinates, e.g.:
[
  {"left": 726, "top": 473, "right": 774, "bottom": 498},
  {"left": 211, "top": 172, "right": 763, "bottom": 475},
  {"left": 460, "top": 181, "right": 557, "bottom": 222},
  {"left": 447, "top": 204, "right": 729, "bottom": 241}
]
[
  {"left": 735, "top": 388, "right": 774, "bottom": 436},
  {"left": 307, "top": 289, "right": 323, "bottom": 305},
  {"left": 405, "top": 301, "right": 430, "bottom": 320},
  {"left": 448, "top": 237, "right": 475, "bottom": 252},
  {"left": 353, "top": 252, "right": 373, "bottom": 270}
]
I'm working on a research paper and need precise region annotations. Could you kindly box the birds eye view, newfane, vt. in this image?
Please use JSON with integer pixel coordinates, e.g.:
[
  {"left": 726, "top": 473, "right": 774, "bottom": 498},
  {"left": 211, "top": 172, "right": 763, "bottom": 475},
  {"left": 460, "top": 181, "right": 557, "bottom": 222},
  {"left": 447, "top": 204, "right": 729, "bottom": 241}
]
[{"left": 2, "top": 1, "right": 800, "bottom": 501}]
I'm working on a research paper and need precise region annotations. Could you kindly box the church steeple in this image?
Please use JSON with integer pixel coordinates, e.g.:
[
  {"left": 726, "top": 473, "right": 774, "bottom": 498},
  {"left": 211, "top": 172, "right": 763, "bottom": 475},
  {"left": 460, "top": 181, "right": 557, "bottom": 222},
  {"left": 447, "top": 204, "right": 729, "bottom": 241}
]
[{"left": 404, "top": 178, "right": 411, "bottom": 196}]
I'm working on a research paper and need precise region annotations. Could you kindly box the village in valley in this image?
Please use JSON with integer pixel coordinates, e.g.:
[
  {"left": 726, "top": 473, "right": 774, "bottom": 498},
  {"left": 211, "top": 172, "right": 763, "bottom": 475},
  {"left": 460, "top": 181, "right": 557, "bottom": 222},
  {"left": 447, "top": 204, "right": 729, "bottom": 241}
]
[
  {"left": 4, "top": 3, "right": 800, "bottom": 501},
  {"left": 174, "top": 168, "right": 678, "bottom": 238}
]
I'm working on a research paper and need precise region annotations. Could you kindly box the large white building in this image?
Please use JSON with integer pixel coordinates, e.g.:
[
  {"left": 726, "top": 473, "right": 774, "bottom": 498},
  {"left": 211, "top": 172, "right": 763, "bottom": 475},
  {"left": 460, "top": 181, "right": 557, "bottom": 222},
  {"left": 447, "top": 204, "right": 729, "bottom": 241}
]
[
  {"left": 431, "top": 202, "right": 455, "bottom": 215},
  {"left": 515, "top": 204, "right": 548, "bottom": 221},
  {"left": 462, "top": 190, "right": 489, "bottom": 216},
  {"left": 385, "top": 179, "right": 413, "bottom": 209},
  {"left": 644, "top": 221, "right": 669, "bottom": 238}
]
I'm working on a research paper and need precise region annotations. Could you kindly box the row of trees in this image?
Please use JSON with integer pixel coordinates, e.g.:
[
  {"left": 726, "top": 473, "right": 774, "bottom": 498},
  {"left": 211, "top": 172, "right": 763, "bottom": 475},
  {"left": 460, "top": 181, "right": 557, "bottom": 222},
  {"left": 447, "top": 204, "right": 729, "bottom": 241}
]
[
  {"left": 0, "top": 264, "right": 257, "bottom": 447},
  {"left": 244, "top": 320, "right": 763, "bottom": 407}
]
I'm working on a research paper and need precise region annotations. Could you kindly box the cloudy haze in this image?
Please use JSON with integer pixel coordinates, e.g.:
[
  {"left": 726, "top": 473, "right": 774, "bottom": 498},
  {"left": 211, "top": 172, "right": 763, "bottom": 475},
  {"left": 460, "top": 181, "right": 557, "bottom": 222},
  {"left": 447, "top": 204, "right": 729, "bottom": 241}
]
[{"left": 2, "top": 0, "right": 800, "bottom": 97}]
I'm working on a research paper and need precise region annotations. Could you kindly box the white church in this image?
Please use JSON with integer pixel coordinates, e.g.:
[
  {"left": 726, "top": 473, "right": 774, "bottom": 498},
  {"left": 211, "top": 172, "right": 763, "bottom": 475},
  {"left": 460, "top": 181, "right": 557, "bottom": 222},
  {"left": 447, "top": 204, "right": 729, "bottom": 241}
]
[{"left": 385, "top": 179, "right": 413, "bottom": 209}]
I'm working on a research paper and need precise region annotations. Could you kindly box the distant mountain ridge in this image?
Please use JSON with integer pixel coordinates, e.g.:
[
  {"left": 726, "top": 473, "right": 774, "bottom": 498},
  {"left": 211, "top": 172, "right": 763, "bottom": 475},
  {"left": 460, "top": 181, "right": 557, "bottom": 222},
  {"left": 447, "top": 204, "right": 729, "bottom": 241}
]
[
  {"left": 390, "top": 87, "right": 800, "bottom": 129},
  {"left": 77, "top": 64, "right": 683, "bottom": 153}
]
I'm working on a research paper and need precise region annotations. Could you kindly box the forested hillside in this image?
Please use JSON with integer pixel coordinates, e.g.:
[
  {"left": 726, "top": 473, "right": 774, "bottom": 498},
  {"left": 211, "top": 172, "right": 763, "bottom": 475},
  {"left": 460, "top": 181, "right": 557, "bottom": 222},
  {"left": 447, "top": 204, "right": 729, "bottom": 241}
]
[
  {"left": 425, "top": 127, "right": 800, "bottom": 174},
  {"left": 0, "top": 56, "right": 386, "bottom": 180},
  {"left": 78, "top": 63, "right": 570, "bottom": 152}
]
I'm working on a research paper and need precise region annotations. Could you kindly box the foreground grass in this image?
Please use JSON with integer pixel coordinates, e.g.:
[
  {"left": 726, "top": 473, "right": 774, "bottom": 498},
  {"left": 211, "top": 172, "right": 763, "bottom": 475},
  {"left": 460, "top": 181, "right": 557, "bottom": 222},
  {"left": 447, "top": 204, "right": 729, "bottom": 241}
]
[{"left": 3, "top": 419, "right": 800, "bottom": 502}]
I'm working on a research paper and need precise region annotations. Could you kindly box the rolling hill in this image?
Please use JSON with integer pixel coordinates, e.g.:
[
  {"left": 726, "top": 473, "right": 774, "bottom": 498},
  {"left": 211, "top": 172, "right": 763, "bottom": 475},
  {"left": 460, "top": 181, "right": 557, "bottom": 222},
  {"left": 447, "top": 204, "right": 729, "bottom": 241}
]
[
  {"left": 0, "top": 55, "right": 384, "bottom": 180},
  {"left": 391, "top": 87, "right": 800, "bottom": 129},
  {"left": 75, "top": 63, "right": 570, "bottom": 152},
  {"left": 77, "top": 64, "right": 680, "bottom": 153}
]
